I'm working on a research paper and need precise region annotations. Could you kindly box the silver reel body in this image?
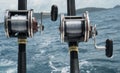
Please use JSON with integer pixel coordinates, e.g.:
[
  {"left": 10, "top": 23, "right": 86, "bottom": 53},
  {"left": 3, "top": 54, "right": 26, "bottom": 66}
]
[
  {"left": 4, "top": 10, "right": 34, "bottom": 38},
  {"left": 60, "top": 11, "right": 91, "bottom": 42}
]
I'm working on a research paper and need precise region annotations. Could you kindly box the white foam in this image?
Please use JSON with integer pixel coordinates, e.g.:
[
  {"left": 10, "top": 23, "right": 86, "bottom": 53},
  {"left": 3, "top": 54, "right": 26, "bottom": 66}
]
[
  {"left": 62, "top": 60, "right": 94, "bottom": 73},
  {"left": 49, "top": 55, "right": 55, "bottom": 59},
  {"left": 49, "top": 60, "right": 92, "bottom": 73},
  {"left": 61, "top": 66, "right": 70, "bottom": 73},
  {"left": 49, "top": 61, "right": 58, "bottom": 71},
  {"left": 40, "top": 50, "right": 46, "bottom": 54},
  {"left": 79, "top": 60, "right": 92, "bottom": 67},
  {"left": 86, "top": 70, "right": 91, "bottom": 73},
  {"left": 49, "top": 59, "right": 70, "bottom": 73},
  {"left": 6, "top": 68, "right": 16, "bottom": 73},
  {"left": 0, "top": 59, "right": 16, "bottom": 67}
]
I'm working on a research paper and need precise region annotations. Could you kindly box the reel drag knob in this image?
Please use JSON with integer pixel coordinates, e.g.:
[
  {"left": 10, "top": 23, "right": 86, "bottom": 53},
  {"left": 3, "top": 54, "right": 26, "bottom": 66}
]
[
  {"left": 51, "top": 5, "right": 58, "bottom": 21},
  {"left": 105, "top": 39, "right": 113, "bottom": 57}
]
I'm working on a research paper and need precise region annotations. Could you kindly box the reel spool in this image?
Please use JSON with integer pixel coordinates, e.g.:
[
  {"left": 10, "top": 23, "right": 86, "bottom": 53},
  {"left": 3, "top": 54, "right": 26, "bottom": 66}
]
[
  {"left": 4, "top": 9, "right": 35, "bottom": 38},
  {"left": 60, "top": 11, "right": 91, "bottom": 42}
]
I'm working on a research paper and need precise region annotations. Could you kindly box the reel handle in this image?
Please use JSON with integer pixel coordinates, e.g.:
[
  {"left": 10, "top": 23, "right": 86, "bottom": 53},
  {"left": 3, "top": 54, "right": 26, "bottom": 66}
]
[
  {"left": 38, "top": 5, "right": 58, "bottom": 33},
  {"left": 92, "top": 25, "right": 113, "bottom": 58},
  {"left": 105, "top": 39, "right": 113, "bottom": 57},
  {"left": 51, "top": 5, "right": 58, "bottom": 21}
]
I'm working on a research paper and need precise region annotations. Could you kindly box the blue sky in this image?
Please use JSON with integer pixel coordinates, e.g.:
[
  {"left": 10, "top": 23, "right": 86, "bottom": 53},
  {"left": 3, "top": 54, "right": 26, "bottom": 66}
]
[{"left": 0, "top": 0, "right": 120, "bottom": 13}]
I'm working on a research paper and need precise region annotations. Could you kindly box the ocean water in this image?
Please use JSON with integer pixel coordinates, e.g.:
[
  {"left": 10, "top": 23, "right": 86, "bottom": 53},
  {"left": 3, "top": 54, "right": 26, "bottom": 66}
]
[{"left": 0, "top": 7, "right": 120, "bottom": 73}]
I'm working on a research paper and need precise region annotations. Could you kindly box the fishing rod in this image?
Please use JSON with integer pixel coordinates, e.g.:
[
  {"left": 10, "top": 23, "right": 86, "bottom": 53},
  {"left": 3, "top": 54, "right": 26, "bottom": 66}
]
[
  {"left": 18, "top": 0, "right": 27, "bottom": 73},
  {"left": 67, "top": 0, "right": 79, "bottom": 73},
  {"left": 58, "top": 0, "right": 113, "bottom": 73},
  {"left": 3, "top": 0, "right": 113, "bottom": 73},
  {"left": 4, "top": 0, "right": 58, "bottom": 73}
]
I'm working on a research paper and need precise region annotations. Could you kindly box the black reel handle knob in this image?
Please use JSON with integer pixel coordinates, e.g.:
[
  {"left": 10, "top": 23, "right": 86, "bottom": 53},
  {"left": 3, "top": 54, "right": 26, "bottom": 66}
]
[
  {"left": 51, "top": 5, "right": 58, "bottom": 21},
  {"left": 105, "top": 39, "right": 113, "bottom": 57},
  {"left": 40, "top": 24, "right": 44, "bottom": 31}
]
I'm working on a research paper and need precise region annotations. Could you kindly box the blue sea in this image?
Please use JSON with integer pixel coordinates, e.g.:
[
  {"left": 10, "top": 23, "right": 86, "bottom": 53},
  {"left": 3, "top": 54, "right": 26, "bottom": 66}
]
[{"left": 0, "top": 7, "right": 120, "bottom": 73}]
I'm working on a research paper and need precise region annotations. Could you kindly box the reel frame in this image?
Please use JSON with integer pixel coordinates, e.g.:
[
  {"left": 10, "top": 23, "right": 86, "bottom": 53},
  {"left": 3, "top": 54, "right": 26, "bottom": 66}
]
[
  {"left": 60, "top": 11, "right": 91, "bottom": 43},
  {"left": 4, "top": 9, "right": 33, "bottom": 38}
]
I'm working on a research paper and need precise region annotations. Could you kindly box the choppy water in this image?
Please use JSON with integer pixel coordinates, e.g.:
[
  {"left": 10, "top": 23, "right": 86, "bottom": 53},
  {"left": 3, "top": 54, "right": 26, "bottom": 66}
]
[{"left": 0, "top": 7, "right": 120, "bottom": 73}]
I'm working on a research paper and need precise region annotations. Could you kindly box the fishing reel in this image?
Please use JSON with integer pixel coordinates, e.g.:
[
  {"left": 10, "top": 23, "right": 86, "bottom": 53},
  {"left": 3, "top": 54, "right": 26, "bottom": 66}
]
[
  {"left": 4, "top": 9, "right": 37, "bottom": 38},
  {"left": 60, "top": 11, "right": 91, "bottom": 42},
  {"left": 59, "top": 11, "right": 113, "bottom": 57},
  {"left": 39, "top": 5, "right": 58, "bottom": 32},
  {"left": 4, "top": 5, "right": 58, "bottom": 37}
]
